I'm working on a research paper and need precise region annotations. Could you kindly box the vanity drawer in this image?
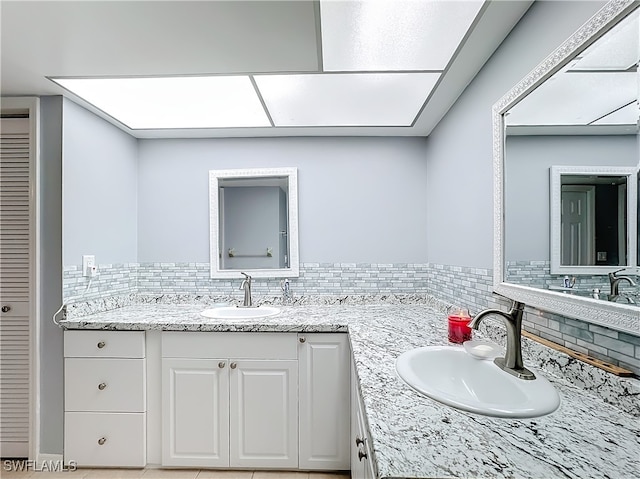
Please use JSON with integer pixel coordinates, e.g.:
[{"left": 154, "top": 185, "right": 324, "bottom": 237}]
[
  {"left": 65, "top": 358, "right": 145, "bottom": 412},
  {"left": 162, "top": 332, "right": 297, "bottom": 359},
  {"left": 65, "top": 330, "right": 145, "bottom": 358},
  {"left": 64, "top": 412, "right": 146, "bottom": 467}
]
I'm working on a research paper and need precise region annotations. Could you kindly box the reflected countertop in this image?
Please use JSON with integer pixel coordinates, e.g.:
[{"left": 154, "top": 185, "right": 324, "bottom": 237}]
[{"left": 60, "top": 301, "right": 640, "bottom": 479}]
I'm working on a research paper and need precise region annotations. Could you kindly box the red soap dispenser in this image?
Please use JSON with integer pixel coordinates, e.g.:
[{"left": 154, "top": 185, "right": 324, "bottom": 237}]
[{"left": 447, "top": 307, "right": 472, "bottom": 344}]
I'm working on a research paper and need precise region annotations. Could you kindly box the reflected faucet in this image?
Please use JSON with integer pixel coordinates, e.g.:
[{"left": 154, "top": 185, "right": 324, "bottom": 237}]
[
  {"left": 608, "top": 269, "right": 637, "bottom": 302},
  {"left": 240, "top": 272, "right": 253, "bottom": 307},
  {"left": 281, "top": 278, "right": 292, "bottom": 303},
  {"left": 468, "top": 301, "right": 536, "bottom": 380}
]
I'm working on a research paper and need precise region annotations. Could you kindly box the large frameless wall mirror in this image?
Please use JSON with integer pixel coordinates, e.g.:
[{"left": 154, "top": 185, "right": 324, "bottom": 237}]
[
  {"left": 209, "top": 167, "right": 299, "bottom": 279},
  {"left": 494, "top": 0, "right": 640, "bottom": 335}
]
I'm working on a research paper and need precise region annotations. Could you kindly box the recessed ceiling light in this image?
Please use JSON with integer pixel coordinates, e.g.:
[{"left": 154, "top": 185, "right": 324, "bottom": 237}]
[
  {"left": 50, "top": 76, "right": 271, "bottom": 129},
  {"left": 320, "top": 0, "right": 484, "bottom": 71},
  {"left": 255, "top": 72, "right": 439, "bottom": 127}
]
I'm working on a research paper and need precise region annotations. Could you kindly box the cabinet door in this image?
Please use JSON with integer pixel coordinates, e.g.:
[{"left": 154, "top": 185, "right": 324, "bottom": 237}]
[
  {"left": 162, "top": 358, "right": 229, "bottom": 467},
  {"left": 229, "top": 360, "right": 298, "bottom": 469},
  {"left": 351, "top": 361, "right": 375, "bottom": 479},
  {"left": 299, "top": 333, "right": 350, "bottom": 470}
]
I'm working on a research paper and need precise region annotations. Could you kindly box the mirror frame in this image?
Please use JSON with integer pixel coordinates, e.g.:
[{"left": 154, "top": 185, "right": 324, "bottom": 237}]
[
  {"left": 209, "top": 167, "right": 300, "bottom": 279},
  {"left": 550, "top": 165, "right": 638, "bottom": 275},
  {"left": 493, "top": 0, "right": 639, "bottom": 335}
]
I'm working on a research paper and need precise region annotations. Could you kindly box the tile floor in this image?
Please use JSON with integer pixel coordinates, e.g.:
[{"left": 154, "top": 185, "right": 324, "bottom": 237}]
[{"left": 0, "top": 461, "right": 350, "bottom": 479}]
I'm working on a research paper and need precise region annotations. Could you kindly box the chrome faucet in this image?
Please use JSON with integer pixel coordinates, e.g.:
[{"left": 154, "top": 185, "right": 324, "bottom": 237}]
[
  {"left": 281, "top": 278, "right": 292, "bottom": 303},
  {"left": 608, "top": 269, "right": 637, "bottom": 302},
  {"left": 239, "top": 272, "right": 253, "bottom": 307},
  {"left": 468, "top": 301, "right": 536, "bottom": 380}
]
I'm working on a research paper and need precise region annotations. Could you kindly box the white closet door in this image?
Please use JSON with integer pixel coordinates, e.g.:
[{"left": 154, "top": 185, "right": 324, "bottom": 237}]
[{"left": 0, "top": 117, "right": 31, "bottom": 457}]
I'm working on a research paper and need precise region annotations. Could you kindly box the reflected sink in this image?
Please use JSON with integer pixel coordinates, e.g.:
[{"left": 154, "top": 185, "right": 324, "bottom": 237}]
[
  {"left": 200, "top": 306, "right": 281, "bottom": 320},
  {"left": 395, "top": 346, "right": 560, "bottom": 418}
]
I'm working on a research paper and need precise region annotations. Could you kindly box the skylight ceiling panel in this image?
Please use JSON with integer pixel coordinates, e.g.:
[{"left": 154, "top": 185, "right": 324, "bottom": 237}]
[
  {"left": 506, "top": 72, "right": 637, "bottom": 126},
  {"left": 320, "top": 0, "right": 485, "bottom": 72},
  {"left": 570, "top": 9, "right": 639, "bottom": 71},
  {"left": 255, "top": 73, "right": 440, "bottom": 127},
  {"left": 51, "top": 76, "right": 271, "bottom": 129},
  {"left": 591, "top": 102, "right": 639, "bottom": 125}
]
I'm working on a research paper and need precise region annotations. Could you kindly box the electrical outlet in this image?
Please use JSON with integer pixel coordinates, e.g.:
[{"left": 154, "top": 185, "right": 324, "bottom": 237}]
[{"left": 82, "top": 255, "right": 96, "bottom": 277}]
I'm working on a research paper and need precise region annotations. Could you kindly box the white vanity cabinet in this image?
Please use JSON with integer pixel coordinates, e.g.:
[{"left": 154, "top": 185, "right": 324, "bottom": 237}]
[
  {"left": 351, "top": 361, "right": 375, "bottom": 479},
  {"left": 63, "top": 330, "right": 146, "bottom": 467},
  {"left": 161, "top": 332, "right": 298, "bottom": 469},
  {"left": 298, "top": 333, "right": 350, "bottom": 470}
]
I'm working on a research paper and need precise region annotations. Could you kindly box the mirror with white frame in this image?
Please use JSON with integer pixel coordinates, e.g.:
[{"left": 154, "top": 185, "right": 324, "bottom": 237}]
[
  {"left": 494, "top": 0, "right": 640, "bottom": 334},
  {"left": 209, "top": 167, "right": 299, "bottom": 279},
  {"left": 549, "top": 166, "right": 637, "bottom": 275}
]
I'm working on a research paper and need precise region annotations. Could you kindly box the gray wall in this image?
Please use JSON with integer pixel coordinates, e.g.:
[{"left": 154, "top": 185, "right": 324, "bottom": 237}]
[
  {"left": 62, "top": 98, "right": 138, "bottom": 266},
  {"left": 505, "top": 134, "right": 638, "bottom": 261},
  {"left": 425, "top": 0, "right": 606, "bottom": 269},
  {"left": 137, "top": 137, "right": 429, "bottom": 264},
  {"left": 39, "top": 96, "right": 64, "bottom": 454}
]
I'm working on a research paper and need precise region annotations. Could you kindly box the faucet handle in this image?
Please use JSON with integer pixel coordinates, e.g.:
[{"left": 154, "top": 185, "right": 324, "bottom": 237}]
[
  {"left": 240, "top": 272, "right": 251, "bottom": 282},
  {"left": 611, "top": 268, "right": 627, "bottom": 277}
]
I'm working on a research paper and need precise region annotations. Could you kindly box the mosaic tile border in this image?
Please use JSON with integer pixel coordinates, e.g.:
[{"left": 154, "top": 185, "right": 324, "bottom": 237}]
[{"left": 62, "top": 261, "right": 639, "bottom": 374}]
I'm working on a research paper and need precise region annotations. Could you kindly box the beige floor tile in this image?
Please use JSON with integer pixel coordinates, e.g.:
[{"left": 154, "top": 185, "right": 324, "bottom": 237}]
[
  {"left": 141, "top": 469, "right": 199, "bottom": 479},
  {"left": 252, "top": 472, "right": 308, "bottom": 479},
  {"left": 25, "top": 469, "right": 87, "bottom": 478},
  {"left": 307, "top": 474, "right": 350, "bottom": 479},
  {"left": 195, "top": 471, "right": 253, "bottom": 479},
  {"left": 82, "top": 468, "right": 146, "bottom": 478},
  {"left": 1, "top": 469, "right": 34, "bottom": 478}
]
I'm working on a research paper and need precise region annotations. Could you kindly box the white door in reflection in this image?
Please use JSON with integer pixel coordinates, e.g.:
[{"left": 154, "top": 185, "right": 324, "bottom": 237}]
[{"left": 561, "top": 186, "right": 594, "bottom": 265}]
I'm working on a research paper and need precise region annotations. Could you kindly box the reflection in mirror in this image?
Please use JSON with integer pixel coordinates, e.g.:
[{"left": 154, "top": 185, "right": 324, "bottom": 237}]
[
  {"left": 494, "top": 1, "right": 640, "bottom": 332},
  {"left": 209, "top": 168, "right": 299, "bottom": 279},
  {"left": 549, "top": 166, "right": 637, "bottom": 274},
  {"left": 560, "top": 174, "right": 626, "bottom": 267}
]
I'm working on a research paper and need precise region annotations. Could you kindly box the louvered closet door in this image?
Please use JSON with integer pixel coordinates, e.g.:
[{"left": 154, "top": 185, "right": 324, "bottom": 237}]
[{"left": 0, "top": 117, "right": 31, "bottom": 458}]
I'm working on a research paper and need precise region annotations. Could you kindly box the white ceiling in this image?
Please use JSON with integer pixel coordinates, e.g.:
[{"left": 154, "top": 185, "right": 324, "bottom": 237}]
[{"left": 0, "top": 0, "right": 532, "bottom": 138}]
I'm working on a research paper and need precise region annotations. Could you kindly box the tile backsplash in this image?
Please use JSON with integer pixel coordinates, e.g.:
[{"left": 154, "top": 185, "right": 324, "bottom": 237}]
[{"left": 63, "top": 261, "right": 640, "bottom": 375}]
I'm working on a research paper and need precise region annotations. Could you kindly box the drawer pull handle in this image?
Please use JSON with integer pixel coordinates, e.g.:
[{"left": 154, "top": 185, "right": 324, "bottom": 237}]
[
  {"left": 358, "top": 450, "right": 368, "bottom": 461},
  {"left": 299, "top": 336, "right": 306, "bottom": 343},
  {"left": 218, "top": 362, "right": 226, "bottom": 369},
  {"left": 98, "top": 437, "right": 106, "bottom": 446},
  {"left": 98, "top": 383, "right": 107, "bottom": 390},
  {"left": 355, "top": 436, "right": 366, "bottom": 447},
  {"left": 230, "top": 362, "right": 237, "bottom": 369},
  {"left": 1, "top": 305, "right": 11, "bottom": 313},
  {"left": 97, "top": 341, "right": 106, "bottom": 349}
]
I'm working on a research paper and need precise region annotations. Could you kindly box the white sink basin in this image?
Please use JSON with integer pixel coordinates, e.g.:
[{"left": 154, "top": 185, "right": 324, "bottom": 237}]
[
  {"left": 395, "top": 346, "right": 560, "bottom": 418},
  {"left": 201, "top": 306, "right": 281, "bottom": 320}
]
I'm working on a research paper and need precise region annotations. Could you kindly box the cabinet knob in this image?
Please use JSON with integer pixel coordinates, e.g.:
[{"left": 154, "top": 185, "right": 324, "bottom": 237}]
[
  {"left": 98, "top": 437, "right": 106, "bottom": 446},
  {"left": 355, "top": 436, "right": 366, "bottom": 447},
  {"left": 299, "top": 337, "right": 306, "bottom": 343},
  {"left": 98, "top": 383, "right": 107, "bottom": 390},
  {"left": 358, "top": 449, "right": 368, "bottom": 461},
  {"left": 1, "top": 305, "right": 10, "bottom": 313},
  {"left": 218, "top": 362, "right": 226, "bottom": 369},
  {"left": 97, "top": 341, "right": 106, "bottom": 349},
  {"left": 230, "top": 362, "right": 237, "bottom": 369}
]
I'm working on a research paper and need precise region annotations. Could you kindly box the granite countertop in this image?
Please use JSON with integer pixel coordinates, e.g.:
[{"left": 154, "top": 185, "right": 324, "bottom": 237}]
[{"left": 60, "top": 301, "right": 640, "bottom": 479}]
